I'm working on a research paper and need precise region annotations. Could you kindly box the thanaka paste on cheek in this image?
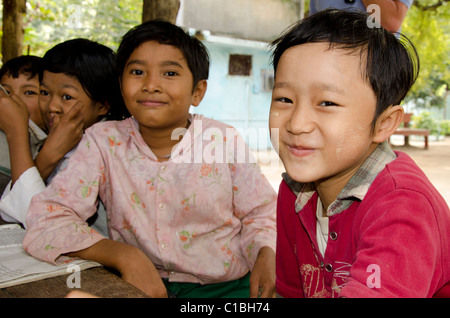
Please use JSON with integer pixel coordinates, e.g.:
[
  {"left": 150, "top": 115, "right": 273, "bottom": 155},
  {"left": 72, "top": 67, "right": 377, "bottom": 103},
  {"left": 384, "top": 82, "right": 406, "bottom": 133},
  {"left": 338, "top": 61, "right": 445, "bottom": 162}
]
[{"left": 336, "top": 126, "right": 371, "bottom": 161}]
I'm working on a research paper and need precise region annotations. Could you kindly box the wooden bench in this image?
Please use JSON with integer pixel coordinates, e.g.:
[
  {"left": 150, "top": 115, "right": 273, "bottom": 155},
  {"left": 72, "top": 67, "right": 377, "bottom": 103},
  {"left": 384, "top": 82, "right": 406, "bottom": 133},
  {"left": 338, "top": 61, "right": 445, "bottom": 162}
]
[
  {"left": 392, "top": 127, "right": 430, "bottom": 149},
  {"left": 389, "top": 112, "right": 430, "bottom": 149}
]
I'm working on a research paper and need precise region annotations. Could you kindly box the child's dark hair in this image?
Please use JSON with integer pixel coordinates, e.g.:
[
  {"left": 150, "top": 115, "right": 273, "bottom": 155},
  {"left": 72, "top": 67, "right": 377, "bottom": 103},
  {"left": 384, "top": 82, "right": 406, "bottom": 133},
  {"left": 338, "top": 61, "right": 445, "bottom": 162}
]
[
  {"left": 116, "top": 19, "right": 209, "bottom": 90},
  {"left": 0, "top": 55, "right": 41, "bottom": 80},
  {"left": 40, "top": 38, "right": 129, "bottom": 120},
  {"left": 271, "top": 9, "right": 419, "bottom": 128}
]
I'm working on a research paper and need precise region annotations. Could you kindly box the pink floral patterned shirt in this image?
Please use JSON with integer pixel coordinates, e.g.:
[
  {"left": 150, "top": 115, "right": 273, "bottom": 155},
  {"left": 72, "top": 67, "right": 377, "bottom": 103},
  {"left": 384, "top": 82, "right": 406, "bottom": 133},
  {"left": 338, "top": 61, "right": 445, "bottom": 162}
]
[{"left": 24, "top": 114, "right": 277, "bottom": 284}]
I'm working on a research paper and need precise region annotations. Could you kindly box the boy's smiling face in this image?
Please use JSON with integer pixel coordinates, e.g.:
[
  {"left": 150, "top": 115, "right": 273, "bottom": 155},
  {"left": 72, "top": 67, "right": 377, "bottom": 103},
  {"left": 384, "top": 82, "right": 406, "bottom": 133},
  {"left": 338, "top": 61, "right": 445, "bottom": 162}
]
[
  {"left": 270, "top": 42, "right": 380, "bottom": 186},
  {"left": 120, "top": 41, "right": 206, "bottom": 134}
]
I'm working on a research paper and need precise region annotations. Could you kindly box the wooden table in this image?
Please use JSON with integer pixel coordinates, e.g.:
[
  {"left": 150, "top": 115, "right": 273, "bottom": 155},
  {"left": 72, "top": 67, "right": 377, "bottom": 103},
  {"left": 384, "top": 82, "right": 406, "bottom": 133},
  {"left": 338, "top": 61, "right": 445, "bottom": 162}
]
[
  {"left": 0, "top": 266, "right": 148, "bottom": 298},
  {"left": 0, "top": 221, "right": 147, "bottom": 298}
]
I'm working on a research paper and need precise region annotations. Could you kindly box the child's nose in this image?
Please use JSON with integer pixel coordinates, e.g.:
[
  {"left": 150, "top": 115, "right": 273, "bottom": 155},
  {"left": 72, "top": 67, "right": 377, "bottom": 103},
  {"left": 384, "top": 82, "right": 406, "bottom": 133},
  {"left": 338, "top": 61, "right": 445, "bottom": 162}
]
[
  {"left": 47, "top": 97, "right": 63, "bottom": 114},
  {"left": 142, "top": 73, "right": 161, "bottom": 93},
  {"left": 287, "top": 104, "right": 315, "bottom": 135}
]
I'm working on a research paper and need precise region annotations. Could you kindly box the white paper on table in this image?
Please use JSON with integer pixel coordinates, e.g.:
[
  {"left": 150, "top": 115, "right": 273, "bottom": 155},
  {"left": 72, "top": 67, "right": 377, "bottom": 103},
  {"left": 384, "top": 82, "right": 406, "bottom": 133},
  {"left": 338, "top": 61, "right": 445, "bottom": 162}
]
[{"left": 0, "top": 224, "right": 100, "bottom": 288}]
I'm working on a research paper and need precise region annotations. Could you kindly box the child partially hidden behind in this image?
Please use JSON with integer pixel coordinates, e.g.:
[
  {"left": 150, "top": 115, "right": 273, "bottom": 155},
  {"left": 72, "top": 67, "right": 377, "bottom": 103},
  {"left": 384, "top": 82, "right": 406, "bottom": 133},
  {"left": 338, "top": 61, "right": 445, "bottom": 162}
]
[{"left": 270, "top": 9, "right": 450, "bottom": 297}]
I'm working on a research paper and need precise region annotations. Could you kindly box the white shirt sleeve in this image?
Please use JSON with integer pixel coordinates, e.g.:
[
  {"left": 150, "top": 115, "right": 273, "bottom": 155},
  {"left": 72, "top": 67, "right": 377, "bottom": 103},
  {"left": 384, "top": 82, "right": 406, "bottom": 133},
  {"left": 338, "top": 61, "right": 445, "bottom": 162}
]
[{"left": 0, "top": 166, "right": 45, "bottom": 228}]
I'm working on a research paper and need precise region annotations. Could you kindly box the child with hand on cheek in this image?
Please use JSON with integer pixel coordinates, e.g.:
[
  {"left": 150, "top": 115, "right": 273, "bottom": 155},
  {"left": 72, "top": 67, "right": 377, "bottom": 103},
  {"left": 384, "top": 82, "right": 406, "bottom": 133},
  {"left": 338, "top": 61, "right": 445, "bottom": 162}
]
[
  {"left": 24, "top": 20, "right": 277, "bottom": 298},
  {"left": 270, "top": 9, "right": 450, "bottom": 298},
  {"left": 0, "top": 56, "right": 45, "bottom": 194},
  {"left": 0, "top": 39, "right": 127, "bottom": 237}
]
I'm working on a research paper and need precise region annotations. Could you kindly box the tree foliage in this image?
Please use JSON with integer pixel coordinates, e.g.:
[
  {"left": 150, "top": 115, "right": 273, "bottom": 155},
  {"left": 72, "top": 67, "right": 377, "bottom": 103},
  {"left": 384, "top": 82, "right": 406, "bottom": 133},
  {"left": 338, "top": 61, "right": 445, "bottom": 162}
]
[
  {"left": 23, "top": 0, "right": 142, "bottom": 56},
  {"left": 402, "top": 0, "right": 450, "bottom": 109}
]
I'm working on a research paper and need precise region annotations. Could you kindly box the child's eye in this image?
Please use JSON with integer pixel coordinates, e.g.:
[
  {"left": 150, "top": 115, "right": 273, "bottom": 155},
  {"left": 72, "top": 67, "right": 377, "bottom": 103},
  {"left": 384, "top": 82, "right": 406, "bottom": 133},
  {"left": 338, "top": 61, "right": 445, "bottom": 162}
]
[
  {"left": 131, "top": 70, "right": 144, "bottom": 76},
  {"left": 24, "top": 90, "right": 37, "bottom": 95},
  {"left": 275, "top": 97, "right": 293, "bottom": 104},
  {"left": 319, "top": 101, "right": 337, "bottom": 107},
  {"left": 40, "top": 90, "right": 49, "bottom": 96},
  {"left": 62, "top": 94, "right": 73, "bottom": 101},
  {"left": 164, "top": 71, "right": 178, "bottom": 77}
]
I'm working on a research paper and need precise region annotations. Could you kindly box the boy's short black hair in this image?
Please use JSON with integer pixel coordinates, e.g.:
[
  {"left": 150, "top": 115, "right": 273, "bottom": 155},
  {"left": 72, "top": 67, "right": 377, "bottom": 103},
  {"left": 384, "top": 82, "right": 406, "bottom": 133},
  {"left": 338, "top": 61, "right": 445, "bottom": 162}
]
[
  {"left": 271, "top": 9, "right": 419, "bottom": 127},
  {"left": 0, "top": 55, "right": 41, "bottom": 80},
  {"left": 116, "top": 19, "right": 209, "bottom": 89},
  {"left": 40, "top": 38, "right": 129, "bottom": 120}
]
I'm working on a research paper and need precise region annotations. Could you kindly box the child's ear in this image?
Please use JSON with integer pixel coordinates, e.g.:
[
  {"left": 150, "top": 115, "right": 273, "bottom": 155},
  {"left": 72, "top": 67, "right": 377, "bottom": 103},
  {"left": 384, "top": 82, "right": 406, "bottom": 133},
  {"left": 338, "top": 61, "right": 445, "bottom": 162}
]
[
  {"left": 372, "top": 105, "right": 404, "bottom": 143},
  {"left": 97, "top": 101, "right": 110, "bottom": 117},
  {"left": 191, "top": 80, "right": 207, "bottom": 107}
]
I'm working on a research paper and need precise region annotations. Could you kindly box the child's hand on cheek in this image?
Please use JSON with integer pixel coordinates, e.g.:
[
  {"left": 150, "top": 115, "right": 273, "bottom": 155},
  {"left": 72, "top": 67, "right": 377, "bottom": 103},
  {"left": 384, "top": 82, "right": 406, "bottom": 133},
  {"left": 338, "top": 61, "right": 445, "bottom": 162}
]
[
  {"left": 35, "top": 102, "right": 84, "bottom": 180},
  {"left": 0, "top": 88, "right": 35, "bottom": 184},
  {"left": 0, "top": 88, "right": 29, "bottom": 138},
  {"left": 46, "top": 101, "right": 84, "bottom": 159}
]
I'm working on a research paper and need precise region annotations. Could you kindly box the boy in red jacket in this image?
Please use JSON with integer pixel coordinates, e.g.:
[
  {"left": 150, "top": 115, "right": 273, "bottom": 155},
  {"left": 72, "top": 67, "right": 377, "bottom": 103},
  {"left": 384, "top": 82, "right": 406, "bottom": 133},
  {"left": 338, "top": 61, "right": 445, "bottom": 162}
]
[{"left": 270, "top": 9, "right": 450, "bottom": 297}]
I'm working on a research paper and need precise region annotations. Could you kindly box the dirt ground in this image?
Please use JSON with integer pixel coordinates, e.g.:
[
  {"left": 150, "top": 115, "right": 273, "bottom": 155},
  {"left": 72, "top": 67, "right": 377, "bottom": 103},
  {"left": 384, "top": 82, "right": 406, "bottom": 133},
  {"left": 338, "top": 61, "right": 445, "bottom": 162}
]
[{"left": 257, "top": 135, "right": 450, "bottom": 206}]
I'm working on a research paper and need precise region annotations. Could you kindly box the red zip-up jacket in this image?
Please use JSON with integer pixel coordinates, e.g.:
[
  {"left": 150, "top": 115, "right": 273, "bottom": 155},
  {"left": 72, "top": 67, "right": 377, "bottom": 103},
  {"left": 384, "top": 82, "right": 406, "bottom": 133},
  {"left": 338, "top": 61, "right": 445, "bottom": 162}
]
[{"left": 276, "top": 151, "right": 450, "bottom": 298}]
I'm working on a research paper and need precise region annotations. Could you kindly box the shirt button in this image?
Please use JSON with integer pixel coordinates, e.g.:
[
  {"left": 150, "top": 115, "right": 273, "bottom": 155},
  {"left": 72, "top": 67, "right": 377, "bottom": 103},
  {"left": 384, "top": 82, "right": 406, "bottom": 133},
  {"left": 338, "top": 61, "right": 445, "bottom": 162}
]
[
  {"left": 158, "top": 202, "right": 165, "bottom": 209},
  {"left": 161, "top": 242, "right": 167, "bottom": 249},
  {"left": 160, "top": 165, "right": 166, "bottom": 172},
  {"left": 325, "top": 263, "right": 333, "bottom": 272},
  {"left": 330, "top": 231, "right": 338, "bottom": 240}
]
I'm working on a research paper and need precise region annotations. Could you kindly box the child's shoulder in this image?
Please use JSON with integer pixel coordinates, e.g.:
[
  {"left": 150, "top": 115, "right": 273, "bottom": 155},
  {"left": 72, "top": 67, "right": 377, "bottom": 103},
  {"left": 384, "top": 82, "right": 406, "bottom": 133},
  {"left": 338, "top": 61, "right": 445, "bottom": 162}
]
[
  {"left": 84, "top": 118, "right": 133, "bottom": 139},
  {"left": 368, "top": 151, "right": 446, "bottom": 208},
  {"left": 383, "top": 151, "right": 432, "bottom": 189}
]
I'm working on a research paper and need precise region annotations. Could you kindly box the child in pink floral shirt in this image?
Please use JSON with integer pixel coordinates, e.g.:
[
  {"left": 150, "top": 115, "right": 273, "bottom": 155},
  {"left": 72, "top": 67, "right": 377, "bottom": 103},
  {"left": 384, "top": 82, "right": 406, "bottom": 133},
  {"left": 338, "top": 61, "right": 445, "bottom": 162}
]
[{"left": 24, "top": 20, "right": 277, "bottom": 298}]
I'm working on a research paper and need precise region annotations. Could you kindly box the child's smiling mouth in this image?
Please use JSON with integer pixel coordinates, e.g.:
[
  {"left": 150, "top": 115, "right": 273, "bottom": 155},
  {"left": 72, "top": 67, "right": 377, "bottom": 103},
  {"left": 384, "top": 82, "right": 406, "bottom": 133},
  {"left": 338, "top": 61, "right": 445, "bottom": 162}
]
[
  {"left": 287, "top": 144, "right": 316, "bottom": 157},
  {"left": 138, "top": 99, "right": 168, "bottom": 108}
]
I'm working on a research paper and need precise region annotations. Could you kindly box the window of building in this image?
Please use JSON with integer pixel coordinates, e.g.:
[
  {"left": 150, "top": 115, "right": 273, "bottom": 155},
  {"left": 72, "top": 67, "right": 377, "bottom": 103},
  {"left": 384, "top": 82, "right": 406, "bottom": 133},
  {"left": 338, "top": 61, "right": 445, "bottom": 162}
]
[{"left": 229, "top": 54, "right": 252, "bottom": 76}]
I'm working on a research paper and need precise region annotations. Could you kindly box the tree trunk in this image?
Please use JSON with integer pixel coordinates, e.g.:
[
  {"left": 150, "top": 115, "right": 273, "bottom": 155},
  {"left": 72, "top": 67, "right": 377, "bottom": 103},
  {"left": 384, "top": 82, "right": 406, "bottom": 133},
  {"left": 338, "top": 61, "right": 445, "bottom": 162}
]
[
  {"left": 142, "top": 0, "right": 180, "bottom": 23},
  {"left": 2, "top": 0, "right": 27, "bottom": 63}
]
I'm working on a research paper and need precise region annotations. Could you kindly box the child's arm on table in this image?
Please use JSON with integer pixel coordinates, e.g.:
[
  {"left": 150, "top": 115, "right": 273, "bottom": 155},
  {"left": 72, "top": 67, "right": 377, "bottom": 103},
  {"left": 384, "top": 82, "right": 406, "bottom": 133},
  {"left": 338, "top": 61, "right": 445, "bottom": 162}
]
[
  {"left": 24, "top": 128, "right": 165, "bottom": 297},
  {"left": 66, "top": 239, "right": 168, "bottom": 298}
]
